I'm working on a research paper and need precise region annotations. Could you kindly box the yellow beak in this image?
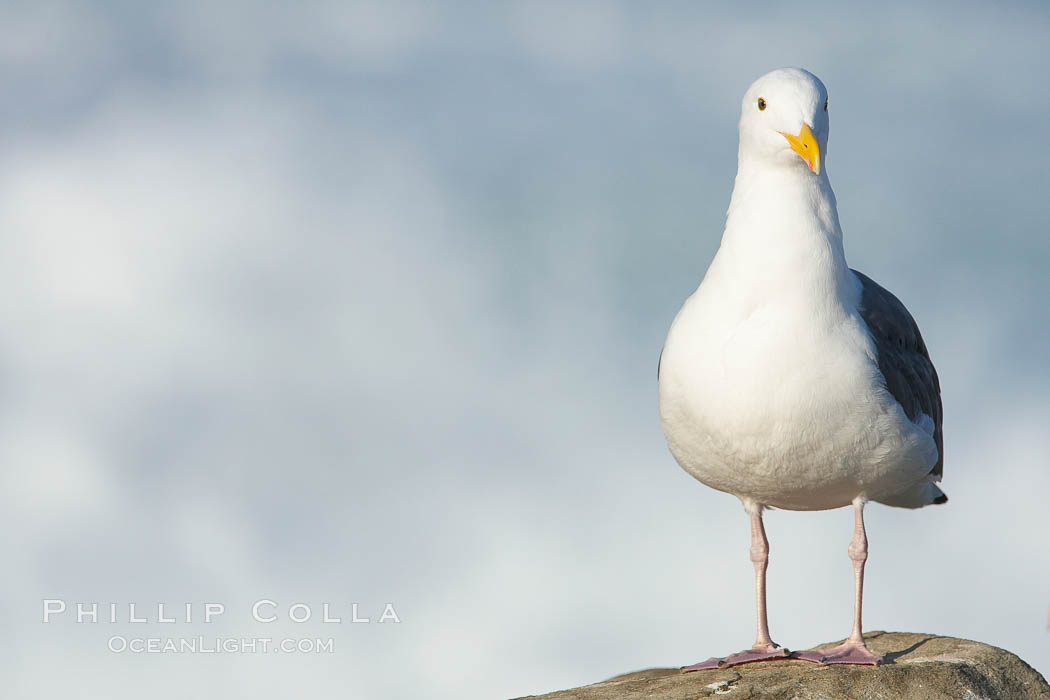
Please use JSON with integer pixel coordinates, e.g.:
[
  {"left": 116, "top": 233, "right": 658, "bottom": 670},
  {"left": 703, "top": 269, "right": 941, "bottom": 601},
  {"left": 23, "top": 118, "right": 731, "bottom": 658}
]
[{"left": 780, "top": 123, "right": 821, "bottom": 174}]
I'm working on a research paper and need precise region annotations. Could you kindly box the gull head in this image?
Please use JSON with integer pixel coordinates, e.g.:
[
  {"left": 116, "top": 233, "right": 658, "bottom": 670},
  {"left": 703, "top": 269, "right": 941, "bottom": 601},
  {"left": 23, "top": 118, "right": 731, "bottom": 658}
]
[{"left": 738, "top": 68, "right": 829, "bottom": 175}]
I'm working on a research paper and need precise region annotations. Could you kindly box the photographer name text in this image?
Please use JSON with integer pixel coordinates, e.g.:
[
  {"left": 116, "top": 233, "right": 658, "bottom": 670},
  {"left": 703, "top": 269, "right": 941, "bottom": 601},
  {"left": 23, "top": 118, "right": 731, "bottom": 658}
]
[{"left": 42, "top": 599, "right": 400, "bottom": 624}]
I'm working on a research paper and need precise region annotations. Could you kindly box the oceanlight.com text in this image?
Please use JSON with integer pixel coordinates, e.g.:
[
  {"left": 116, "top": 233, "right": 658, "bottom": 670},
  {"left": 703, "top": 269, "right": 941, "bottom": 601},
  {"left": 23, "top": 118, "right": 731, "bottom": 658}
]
[{"left": 107, "top": 636, "right": 336, "bottom": 654}]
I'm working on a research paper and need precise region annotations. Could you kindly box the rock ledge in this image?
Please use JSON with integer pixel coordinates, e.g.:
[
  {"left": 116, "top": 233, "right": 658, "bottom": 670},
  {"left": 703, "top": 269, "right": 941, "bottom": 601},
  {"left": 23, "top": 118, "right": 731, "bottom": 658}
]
[{"left": 516, "top": 632, "right": 1050, "bottom": 699}]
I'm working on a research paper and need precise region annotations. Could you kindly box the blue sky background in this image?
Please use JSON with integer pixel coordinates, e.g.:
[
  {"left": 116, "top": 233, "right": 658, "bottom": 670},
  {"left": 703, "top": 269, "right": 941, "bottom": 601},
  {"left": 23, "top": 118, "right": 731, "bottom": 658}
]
[{"left": 1, "top": 2, "right": 1048, "bottom": 698}]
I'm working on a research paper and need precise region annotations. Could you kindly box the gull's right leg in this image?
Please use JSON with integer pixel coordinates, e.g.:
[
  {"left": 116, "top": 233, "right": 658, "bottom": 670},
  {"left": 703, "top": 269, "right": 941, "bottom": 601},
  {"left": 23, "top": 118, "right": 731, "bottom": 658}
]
[{"left": 682, "top": 506, "right": 790, "bottom": 671}]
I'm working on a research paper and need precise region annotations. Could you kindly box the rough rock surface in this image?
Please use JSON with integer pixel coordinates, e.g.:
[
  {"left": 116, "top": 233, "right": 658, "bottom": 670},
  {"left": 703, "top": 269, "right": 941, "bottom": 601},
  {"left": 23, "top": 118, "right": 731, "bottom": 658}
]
[{"left": 515, "top": 632, "right": 1050, "bottom": 700}]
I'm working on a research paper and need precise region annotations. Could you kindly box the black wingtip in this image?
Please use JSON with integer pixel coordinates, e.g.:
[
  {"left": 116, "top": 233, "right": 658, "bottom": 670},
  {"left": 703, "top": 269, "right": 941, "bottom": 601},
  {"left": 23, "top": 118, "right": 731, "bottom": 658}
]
[{"left": 933, "top": 494, "right": 948, "bottom": 505}]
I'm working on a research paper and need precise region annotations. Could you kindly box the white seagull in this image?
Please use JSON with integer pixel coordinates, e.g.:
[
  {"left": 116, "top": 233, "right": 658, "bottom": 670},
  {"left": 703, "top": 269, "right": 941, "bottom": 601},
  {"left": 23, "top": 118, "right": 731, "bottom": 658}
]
[{"left": 658, "top": 68, "right": 945, "bottom": 668}]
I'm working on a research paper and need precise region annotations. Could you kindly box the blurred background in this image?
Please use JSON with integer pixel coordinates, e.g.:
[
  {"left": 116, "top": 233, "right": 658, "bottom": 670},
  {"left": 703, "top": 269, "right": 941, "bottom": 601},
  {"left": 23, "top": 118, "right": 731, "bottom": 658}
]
[{"left": 1, "top": 1, "right": 1048, "bottom": 698}]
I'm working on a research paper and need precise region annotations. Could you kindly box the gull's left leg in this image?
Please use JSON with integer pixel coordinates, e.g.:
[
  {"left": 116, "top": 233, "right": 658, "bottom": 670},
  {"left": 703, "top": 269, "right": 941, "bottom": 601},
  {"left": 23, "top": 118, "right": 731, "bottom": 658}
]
[{"left": 793, "top": 497, "right": 883, "bottom": 665}]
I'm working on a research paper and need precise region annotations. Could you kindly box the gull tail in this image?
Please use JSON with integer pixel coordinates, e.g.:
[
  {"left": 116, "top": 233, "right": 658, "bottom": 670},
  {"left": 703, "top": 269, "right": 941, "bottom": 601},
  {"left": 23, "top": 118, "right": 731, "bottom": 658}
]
[{"left": 873, "top": 482, "right": 948, "bottom": 509}]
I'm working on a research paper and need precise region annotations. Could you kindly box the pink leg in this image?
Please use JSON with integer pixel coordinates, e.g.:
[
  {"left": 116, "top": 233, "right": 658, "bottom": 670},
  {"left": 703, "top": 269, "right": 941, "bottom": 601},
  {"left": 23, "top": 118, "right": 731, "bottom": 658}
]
[
  {"left": 683, "top": 509, "right": 789, "bottom": 671},
  {"left": 793, "top": 498, "right": 883, "bottom": 665}
]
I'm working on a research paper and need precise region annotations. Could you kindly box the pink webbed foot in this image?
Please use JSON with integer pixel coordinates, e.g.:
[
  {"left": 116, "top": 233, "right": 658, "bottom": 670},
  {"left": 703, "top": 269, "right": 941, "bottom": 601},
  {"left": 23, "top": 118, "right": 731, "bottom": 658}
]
[
  {"left": 792, "top": 639, "right": 882, "bottom": 665},
  {"left": 682, "top": 643, "right": 790, "bottom": 671}
]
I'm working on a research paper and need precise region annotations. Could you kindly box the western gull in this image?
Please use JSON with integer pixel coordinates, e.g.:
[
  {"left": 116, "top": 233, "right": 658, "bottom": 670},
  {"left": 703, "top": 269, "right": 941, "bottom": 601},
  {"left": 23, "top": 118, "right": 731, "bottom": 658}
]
[{"left": 657, "top": 67, "right": 945, "bottom": 668}]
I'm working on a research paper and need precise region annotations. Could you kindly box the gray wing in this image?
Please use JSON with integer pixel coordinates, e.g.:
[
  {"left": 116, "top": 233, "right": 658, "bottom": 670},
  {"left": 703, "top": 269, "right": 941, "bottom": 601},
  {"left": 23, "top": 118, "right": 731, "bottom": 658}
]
[{"left": 853, "top": 269, "right": 943, "bottom": 480}]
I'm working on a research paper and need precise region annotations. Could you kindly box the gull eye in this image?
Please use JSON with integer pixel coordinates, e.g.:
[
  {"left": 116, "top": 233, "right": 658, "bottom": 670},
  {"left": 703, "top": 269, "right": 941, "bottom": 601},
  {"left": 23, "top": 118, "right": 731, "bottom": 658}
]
[
  {"left": 757, "top": 97, "right": 766, "bottom": 111},
  {"left": 824, "top": 99, "right": 828, "bottom": 112}
]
